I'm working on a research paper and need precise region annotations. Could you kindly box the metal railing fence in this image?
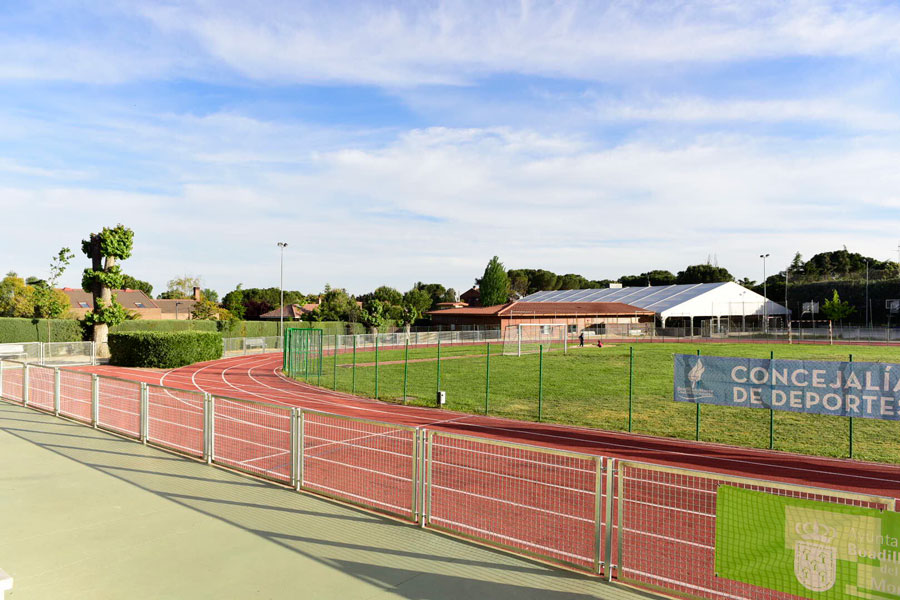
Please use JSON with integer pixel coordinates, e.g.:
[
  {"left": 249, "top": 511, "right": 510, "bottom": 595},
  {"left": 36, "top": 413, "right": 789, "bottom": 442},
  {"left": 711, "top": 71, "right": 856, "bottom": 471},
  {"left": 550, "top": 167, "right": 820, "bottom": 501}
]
[
  {"left": 3, "top": 356, "right": 896, "bottom": 597},
  {"left": 614, "top": 460, "right": 896, "bottom": 600},
  {"left": 222, "top": 336, "right": 283, "bottom": 357},
  {"left": 0, "top": 341, "right": 95, "bottom": 366}
]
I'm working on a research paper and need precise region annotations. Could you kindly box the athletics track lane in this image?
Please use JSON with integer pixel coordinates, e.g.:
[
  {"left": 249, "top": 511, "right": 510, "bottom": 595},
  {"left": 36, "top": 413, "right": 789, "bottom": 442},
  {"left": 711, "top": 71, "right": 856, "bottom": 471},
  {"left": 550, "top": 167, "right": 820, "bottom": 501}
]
[{"left": 75, "top": 353, "right": 900, "bottom": 500}]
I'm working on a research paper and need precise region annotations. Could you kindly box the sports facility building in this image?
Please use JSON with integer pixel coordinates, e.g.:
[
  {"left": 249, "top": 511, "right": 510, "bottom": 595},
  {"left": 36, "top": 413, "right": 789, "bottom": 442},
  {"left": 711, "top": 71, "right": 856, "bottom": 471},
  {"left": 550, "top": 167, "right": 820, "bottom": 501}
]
[
  {"left": 428, "top": 301, "right": 655, "bottom": 335},
  {"left": 520, "top": 282, "right": 789, "bottom": 331}
]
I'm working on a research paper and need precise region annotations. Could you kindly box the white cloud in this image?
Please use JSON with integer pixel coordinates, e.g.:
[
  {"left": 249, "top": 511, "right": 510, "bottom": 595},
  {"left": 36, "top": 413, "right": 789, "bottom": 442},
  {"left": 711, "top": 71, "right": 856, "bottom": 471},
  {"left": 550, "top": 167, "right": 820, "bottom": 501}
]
[
  {"left": 5, "top": 124, "right": 897, "bottom": 294},
  {"left": 3, "top": 1, "right": 900, "bottom": 85}
]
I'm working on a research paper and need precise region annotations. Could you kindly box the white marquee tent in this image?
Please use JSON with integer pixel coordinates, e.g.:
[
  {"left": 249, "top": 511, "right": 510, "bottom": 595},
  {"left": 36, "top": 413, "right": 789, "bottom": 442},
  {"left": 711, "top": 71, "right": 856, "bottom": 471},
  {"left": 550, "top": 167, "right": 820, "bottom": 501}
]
[{"left": 520, "top": 282, "right": 788, "bottom": 328}]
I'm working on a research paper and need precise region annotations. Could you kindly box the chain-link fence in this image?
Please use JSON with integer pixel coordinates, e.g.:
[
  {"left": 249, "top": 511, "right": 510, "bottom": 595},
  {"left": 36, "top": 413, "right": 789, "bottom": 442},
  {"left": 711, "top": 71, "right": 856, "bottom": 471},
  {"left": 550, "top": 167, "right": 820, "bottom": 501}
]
[{"left": 290, "top": 335, "right": 900, "bottom": 463}]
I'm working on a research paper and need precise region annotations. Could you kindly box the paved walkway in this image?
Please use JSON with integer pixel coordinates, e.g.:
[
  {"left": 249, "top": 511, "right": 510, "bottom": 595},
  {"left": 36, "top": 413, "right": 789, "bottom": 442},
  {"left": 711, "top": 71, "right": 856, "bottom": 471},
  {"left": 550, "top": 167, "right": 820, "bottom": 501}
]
[{"left": 0, "top": 401, "right": 660, "bottom": 600}]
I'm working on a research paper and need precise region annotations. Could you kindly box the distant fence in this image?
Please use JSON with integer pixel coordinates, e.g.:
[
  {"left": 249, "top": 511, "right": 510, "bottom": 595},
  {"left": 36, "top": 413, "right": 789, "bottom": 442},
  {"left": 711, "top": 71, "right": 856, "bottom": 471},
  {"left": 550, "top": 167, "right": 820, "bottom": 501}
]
[
  {"left": 0, "top": 341, "right": 95, "bottom": 366},
  {"left": 3, "top": 357, "right": 894, "bottom": 600},
  {"left": 222, "top": 336, "right": 282, "bottom": 356}
]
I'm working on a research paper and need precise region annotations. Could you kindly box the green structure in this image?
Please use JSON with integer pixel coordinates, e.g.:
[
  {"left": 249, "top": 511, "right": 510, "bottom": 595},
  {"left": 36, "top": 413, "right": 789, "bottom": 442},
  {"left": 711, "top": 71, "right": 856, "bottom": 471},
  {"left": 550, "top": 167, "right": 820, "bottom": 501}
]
[{"left": 284, "top": 327, "right": 324, "bottom": 382}]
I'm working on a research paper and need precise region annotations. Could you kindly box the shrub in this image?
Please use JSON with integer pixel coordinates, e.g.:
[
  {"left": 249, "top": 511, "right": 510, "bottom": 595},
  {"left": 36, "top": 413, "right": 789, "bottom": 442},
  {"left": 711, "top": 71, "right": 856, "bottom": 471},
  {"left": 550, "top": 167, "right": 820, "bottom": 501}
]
[
  {"left": 0, "top": 317, "right": 85, "bottom": 342},
  {"left": 108, "top": 331, "right": 223, "bottom": 368}
]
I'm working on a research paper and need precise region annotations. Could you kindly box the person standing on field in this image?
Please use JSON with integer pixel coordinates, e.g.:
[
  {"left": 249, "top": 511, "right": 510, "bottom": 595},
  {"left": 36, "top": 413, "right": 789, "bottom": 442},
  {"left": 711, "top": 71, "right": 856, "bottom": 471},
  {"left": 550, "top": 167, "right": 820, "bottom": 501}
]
[{"left": 578, "top": 331, "right": 585, "bottom": 347}]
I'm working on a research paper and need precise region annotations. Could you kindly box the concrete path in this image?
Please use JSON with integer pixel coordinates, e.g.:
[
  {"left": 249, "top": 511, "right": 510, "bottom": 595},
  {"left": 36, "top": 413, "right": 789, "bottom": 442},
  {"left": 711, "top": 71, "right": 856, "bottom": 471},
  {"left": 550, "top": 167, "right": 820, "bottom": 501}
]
[{"left": 0, "top": 401, "right": 659, "bottom": 600}]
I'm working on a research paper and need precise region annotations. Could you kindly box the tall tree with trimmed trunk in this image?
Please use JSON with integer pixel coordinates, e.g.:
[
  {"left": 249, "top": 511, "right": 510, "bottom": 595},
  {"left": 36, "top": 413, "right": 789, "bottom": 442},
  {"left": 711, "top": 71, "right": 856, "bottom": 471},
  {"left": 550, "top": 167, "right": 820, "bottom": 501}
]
[{"left": 81, "top": 224, "right": 134, "bottom": 356}]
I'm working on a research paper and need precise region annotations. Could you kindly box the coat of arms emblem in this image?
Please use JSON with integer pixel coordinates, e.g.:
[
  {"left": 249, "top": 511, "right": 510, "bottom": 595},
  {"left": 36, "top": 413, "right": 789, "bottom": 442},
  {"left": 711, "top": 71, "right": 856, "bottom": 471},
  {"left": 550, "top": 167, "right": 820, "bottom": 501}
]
[{"left": 793, "top": 520, "right": 837, "bottom": 592}]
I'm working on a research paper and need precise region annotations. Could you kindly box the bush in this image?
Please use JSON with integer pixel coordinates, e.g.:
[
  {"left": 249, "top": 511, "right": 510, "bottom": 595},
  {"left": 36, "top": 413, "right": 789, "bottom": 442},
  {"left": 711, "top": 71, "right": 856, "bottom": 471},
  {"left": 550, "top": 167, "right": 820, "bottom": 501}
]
[
  {"left": 0, "top": 318, "right": 85, "bottom": 342},
  {"left": 108, "top": 331, "right": 223, "bottom": 368}
]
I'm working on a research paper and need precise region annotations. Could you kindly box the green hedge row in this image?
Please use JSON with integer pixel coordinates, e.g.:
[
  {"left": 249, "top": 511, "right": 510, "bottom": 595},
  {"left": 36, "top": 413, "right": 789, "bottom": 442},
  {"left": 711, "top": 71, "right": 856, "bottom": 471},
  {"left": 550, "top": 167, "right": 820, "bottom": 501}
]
[
  {"left": 288, "top": 321, "right": 365, "bottom": 336},
  {"left": 108, "top": 331, "right": 223, "bottom": 368},
  {"left": 0, "top": 318, "right": 84, "bottom": 343},
  {"left": 110, "top": 320, "right": 219, "bottom": 333},
  {"left": 0, "top": 316, "right": 367, "bottom": 343}
]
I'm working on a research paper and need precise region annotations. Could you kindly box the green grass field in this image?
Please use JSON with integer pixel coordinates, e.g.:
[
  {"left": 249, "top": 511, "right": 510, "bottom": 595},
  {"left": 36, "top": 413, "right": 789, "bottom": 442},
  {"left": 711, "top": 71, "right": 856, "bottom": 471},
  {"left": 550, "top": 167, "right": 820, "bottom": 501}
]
[{"left": 295, "top": 341, "right": 900, "bottom": 464}]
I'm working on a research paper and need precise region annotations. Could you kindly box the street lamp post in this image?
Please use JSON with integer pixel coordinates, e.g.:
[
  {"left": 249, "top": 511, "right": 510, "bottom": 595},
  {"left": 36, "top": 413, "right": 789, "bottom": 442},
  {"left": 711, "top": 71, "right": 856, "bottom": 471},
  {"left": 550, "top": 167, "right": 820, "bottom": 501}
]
[
  {"left": 760, "top": 253, "right": 770, "bottom": 333},
  {"left": 175, "top": 301, "right": 183, "bottom": 320},
  {"left": 278, "top": 242, "right": 288, "bottom": 341}
]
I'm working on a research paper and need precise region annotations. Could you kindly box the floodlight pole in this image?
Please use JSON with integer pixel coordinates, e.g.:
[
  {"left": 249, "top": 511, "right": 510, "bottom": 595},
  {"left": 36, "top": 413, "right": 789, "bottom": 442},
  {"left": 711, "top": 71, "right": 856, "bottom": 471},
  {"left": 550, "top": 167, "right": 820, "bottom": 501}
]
[
  {"left": 760, "top": 254, "right": 770, "bottom": 333},
  {"left": 278, "top": 242, "right": 288, "bottom": 341}
]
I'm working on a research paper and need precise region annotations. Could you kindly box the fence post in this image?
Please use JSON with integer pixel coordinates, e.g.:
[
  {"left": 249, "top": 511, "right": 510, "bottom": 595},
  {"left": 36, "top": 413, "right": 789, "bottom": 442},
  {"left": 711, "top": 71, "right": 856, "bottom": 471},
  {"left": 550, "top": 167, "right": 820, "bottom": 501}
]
[
  {"left": 333, "top": 335, "right": 338, "bottom": 391},
  {"left": 628, "top": 347, "right": 634, "bottom": 432},
  {"left": 23, "top": 364, "right": 29, "bottom": 407},
  {"left": 849, "top": 353, "right": 854, "bottom": 458},
  {"left": 695, "top": 349, "right": 701, "bottom": 441},
  {"left": 140, "top": 382, "right": 149, "bottom": 444},
  {"left": 604, "top": 458, "right": 616, "bottom": 581},
  {"left": 403, "top": 338, "right": 409, "bottom": 404},
  {"left": 436, "top": 338, "right": 442, "bottom": 398},
  {"left": 484, "top": 342, "right": 491, "bottom": 415},
  {"left": 204, "top": 394, "right": 214, "bottom": 464},
  {"left": 54, "top": 367, "right": 61, "bottom": 416},
  {"left": 593, "top": 455, "right": 603, "bottom": 575},
  {"left": 375, "top": 336, "right": 380, "bottom": 399},
  {"left": 538, "top": 344, "right": 544, "bottom": 422},
  {"left": 290, "top": 407, "right": 299, "bottom": 488},
  {"left": 296, "top": 410, "right": 305, "bottom": 491},
  {"left": 352, "top": 336, "right": 357, "bottom": 394},
  {"left": 91, "top": 374, "right": 99, "bottom": 428},
  {"left": 769, "top": 350, "right": 775, "bottom": 449}
]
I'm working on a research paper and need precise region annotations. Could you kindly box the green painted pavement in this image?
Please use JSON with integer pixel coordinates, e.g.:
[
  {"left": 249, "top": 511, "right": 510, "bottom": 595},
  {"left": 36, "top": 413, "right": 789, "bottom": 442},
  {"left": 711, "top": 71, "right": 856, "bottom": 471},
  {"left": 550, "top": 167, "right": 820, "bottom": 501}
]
[{"left": 0, "top": 401, "right": 657, "bottom": 600}]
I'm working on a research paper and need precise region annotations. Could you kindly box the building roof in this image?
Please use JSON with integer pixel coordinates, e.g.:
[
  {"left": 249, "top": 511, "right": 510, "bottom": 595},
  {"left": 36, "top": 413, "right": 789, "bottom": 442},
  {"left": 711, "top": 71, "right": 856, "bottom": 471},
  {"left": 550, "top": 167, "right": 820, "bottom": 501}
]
[
  {"left": 428, "top": 301, "right": 652, "bottom": 317},
  {"left": 155, "top": 299, "right": 198, "bottom": 314},
  {"left": 260, "top": 304, "right": 308, "bottom": 319},
  {"left": 520, "top": 282, "right": 788, "bottom": 319},
  {"left": 59, "top": 288, "right": 158, "bottom": 310},
  {"left": 501, "top": 302, "right": 654, "bottom": 316}
]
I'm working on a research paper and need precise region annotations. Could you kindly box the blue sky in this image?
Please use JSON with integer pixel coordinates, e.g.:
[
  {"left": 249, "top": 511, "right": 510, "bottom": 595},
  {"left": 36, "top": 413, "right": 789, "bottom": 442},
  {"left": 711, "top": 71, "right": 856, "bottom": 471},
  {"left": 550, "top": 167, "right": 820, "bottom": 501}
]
[{"left": 2, "top": 1, "right": 900, "bottom": 297}]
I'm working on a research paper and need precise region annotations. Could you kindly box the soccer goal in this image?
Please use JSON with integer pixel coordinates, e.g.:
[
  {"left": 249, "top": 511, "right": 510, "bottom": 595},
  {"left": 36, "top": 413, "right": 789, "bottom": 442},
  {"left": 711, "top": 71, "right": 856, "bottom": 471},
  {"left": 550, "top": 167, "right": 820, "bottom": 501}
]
[{"left": 501, "top": 324, "right": 568, "bottom": 357}]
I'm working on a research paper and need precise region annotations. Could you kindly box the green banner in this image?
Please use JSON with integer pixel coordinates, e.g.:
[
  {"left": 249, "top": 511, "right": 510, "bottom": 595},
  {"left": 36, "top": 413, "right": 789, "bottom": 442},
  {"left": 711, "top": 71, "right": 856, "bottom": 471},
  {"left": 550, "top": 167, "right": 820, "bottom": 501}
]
[{"left": 716, "top": 486, "right": 900, "bottom": 600}]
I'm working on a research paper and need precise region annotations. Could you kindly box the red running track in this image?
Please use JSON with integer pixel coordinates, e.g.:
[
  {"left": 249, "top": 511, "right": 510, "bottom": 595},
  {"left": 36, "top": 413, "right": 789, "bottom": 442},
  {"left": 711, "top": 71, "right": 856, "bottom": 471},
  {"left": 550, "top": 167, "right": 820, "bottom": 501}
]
[{"left": 75, "top": 353, "right": 900, "bottom": 500}]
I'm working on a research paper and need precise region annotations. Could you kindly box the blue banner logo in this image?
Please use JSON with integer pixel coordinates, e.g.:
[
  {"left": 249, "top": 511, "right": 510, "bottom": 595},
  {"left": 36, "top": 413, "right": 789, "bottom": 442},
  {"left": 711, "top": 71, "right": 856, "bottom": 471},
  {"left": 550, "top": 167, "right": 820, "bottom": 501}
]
[{"left": 674, "top": 354, "right": 900, "bottom": 421}]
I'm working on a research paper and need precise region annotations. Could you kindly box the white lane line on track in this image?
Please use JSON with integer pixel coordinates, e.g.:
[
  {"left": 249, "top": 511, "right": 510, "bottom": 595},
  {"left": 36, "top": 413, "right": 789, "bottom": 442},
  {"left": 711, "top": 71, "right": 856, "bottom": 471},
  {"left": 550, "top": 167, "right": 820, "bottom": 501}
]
[{"left": 142, "top": 353, "right": 900, "bottom": 489}]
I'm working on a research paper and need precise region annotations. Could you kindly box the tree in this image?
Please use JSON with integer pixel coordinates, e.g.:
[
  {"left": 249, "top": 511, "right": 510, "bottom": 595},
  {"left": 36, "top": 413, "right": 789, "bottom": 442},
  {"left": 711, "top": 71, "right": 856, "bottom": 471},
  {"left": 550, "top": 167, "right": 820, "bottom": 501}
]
[
  {"left": 313, "top": 286, "right": 356, "bottom": 321},
  {"left": 675, "top": 264, "right": 733, "bottom": 284},
  {"left": 412, "top": 282, "right": 453, "bottom": 310},
  {"left": 0, "top": 273, "right": 35, "bottom": 317},
  {"left": 821, "top": 289, "right": 855, "bottom": 324},
  {"left": 121, "top": 274, "right": 153, "bottom": 296},
  {"left": 158, "top": 275, "right": 201, "bottom": 299},
  {"left": 222, "top": 285, "right": 246, "bottom": 320},
  {"left": 619, "top": 270, "right": 677, "bottom": 287},
  {"left": 220, "top": 285, "right": 306, "bottom": 319},
  {"left": 400, "top": 288, "right": 432, "bottom": 326},
  {"left": 191, "top": 298, "right": 229, "bottom": 320},
  {"left": 32, "top": 247, "right": 75, "bottom": 341},
  {"left": 480, "top": 256, "right": 511, "bottom": 306},
  {"left": 202, "top": 288, "right": 219, "bottom": 303},
  {"left": 372, "top": 286, "right": 402, "bottom": 306},
  {"left": 359, "top": 299, "right": 387, "bottom": 333},
  {"left": 737, "top": 277, "right": 756, "bottom": 289},
  {"left": 82, "top": 224, "right": 134, "bottom": 355}
]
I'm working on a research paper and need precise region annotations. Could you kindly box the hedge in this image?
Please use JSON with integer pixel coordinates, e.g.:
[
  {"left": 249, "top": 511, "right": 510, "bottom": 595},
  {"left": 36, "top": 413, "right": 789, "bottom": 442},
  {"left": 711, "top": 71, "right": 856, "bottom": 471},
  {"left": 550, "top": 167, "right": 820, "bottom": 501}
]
[
  {"left": 0, "top": 318, "right": 85, "bottom": 343},
  {"left": 108, "top": 331, "right": 223, "bottom": 368},
  {"left": 111, "top": 320, "right": 219, "bottom": 333}
]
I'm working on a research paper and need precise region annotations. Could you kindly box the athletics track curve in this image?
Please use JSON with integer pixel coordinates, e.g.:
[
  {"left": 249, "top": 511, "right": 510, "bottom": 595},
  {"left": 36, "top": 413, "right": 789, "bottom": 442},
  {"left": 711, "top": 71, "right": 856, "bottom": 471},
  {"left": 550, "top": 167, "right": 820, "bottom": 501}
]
[{"left": 76, "top": 353, "right": 900, "bottom": 500}]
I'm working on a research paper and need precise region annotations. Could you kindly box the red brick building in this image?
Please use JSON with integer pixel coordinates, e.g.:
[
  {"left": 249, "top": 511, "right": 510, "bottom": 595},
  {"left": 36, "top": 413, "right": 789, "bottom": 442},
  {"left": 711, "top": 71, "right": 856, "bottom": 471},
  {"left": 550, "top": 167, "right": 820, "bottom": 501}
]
[{"left": 428, "top": 301, "right": 654, "bottom": 335}]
